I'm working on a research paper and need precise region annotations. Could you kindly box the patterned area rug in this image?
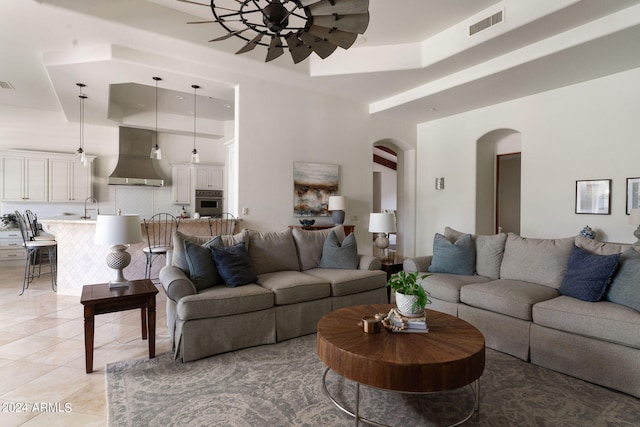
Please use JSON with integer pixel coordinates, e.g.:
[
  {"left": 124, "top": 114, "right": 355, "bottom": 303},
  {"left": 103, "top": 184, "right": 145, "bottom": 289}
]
[{"left": 106, "top": 334, "right": 640, "bottom": 426}]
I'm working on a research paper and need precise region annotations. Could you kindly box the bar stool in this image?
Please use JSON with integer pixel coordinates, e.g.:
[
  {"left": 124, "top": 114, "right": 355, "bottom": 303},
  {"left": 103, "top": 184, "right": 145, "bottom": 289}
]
[
  {"left": 208, "top": 212, "right": 238, "bottom": 236},
  {"left": 25, "top": 209, "right": 55, "bottom": 241},
  {"left": 15, "top": 211, "right": 57, "bottom": 295},
  {"left": 143, "top": 213, "right": 179, "bottom": 279}
]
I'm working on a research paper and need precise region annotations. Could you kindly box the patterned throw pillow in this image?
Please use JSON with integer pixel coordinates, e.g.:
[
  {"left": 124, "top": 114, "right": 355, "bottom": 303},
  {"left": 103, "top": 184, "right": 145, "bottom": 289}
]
[
  {"left": 559, "top": 245, "right": 621, "bottom": 302},
  {"left": 211, "top": 242, "right": 258, "bottom": 287}
]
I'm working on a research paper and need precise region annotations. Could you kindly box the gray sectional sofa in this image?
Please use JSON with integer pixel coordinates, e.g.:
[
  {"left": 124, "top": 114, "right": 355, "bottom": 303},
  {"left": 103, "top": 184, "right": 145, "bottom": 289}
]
[
  {"left": 404, "top": 227, "right": 640, "bottom": 398},
  {"left": 159, "top": 226, "right": 387, "bottom": 362}
]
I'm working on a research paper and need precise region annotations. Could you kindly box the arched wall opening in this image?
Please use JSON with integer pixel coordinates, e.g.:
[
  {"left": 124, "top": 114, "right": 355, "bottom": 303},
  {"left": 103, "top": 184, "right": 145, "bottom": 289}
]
[
  {"left": 476, "top": 129, "right": 522, "bottom": 235},
  {"left": 373, "top": 138, "right": 416, "bottom": 257}
]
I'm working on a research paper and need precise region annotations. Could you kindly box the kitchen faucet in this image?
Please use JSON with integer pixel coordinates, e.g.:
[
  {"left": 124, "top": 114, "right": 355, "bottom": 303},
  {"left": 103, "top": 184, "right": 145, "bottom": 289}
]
[{"left": 82, "top": 197, "right": 99, "bottom": 219}]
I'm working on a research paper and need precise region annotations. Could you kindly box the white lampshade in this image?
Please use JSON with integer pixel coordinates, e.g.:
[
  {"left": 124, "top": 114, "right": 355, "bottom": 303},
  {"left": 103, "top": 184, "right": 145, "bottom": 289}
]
[
  {"left": 95, "top": 214, "right": 142, "bottom": 245},
  {"left": 368, "top": 212, "right": 397, "bottom": 233},
  {"left": 328, "top": 196, "right": 346, "bottom": 211},
  {"left": 630, "top": 208, "right": 640, "bottom": 225}
]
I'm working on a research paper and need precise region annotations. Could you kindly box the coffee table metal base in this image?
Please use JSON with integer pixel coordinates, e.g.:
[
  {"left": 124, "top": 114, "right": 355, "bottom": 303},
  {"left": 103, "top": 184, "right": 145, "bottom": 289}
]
[{"left": 322, "top": 367, "right": 480, "bottom": 427}]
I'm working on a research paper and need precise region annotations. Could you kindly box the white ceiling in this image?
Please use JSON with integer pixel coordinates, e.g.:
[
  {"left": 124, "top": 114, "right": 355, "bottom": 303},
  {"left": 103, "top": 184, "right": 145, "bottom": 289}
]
[{"left": 1, "top": 0, "right": 640, "bottom": 129}]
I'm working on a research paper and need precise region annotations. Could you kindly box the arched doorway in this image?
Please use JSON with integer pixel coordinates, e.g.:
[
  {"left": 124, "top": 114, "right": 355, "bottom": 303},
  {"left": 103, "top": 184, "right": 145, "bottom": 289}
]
[
  {"left": 476, "top": 129, "right": 521, "bottom": 235},
  {"left": 372, "top": 138, "right": 416, "bottom": 257}
]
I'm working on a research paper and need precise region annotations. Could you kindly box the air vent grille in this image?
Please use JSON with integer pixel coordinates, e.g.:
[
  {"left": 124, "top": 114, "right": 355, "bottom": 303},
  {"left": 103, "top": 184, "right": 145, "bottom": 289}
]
[
  {"left": 469, "top": 10, "right": 503, "bottom": 36},
  {"left": 0, "top": 81, "right": 14, "bottom": 90}
]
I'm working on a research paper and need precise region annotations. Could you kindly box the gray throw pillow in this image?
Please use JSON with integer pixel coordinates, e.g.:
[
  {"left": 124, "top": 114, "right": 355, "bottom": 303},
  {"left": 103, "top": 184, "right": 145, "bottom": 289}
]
[
  {"left": 428, "top": 233, "right": 476, "bottom": 275},
  {"left": 444, "top": 226, "right": 506, "bottom": 279},
  {"left": 184, "top": 237, "right": 224, "bottom": 291},
  {"left": 606, "top": 247, "right": 640, "bottom": 311},
  {"left": 319, "top": 230, "right": 359, "bottom": 269},
  {"left": 559, "top": 245, "right": 621, "bottom": 302}
]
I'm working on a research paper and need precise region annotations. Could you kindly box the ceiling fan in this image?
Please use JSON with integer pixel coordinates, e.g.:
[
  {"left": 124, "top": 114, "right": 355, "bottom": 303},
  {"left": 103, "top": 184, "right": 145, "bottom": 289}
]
[{"left": 178, "top": 0, "right": 370, "bottom": 64}]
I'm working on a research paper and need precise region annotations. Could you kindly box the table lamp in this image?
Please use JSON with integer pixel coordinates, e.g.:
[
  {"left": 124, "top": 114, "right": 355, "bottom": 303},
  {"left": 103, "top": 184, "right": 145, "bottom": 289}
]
[
  {"left": 95, "top": 211, "right": 142, "bottom": 288},
  {"left": 630, "top": 208, "right": 640, "bottom": 246},
  {"left": 369, "top": 212, "right": 397, "bottom": 260},
  {"left": 329, "top": 196, "right": 346, "bottom": 225}
]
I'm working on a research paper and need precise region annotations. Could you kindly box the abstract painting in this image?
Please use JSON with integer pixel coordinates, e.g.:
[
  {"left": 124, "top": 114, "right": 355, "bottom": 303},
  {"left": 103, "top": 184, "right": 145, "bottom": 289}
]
[{"left": 293, "top": 162, "right": 339, "bottom": 216}]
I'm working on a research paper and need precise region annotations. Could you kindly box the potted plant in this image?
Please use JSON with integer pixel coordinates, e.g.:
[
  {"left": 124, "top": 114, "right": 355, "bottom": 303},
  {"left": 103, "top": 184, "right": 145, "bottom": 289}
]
[{"left": 386, "top": 271, "right": 431, "bottom": 317}]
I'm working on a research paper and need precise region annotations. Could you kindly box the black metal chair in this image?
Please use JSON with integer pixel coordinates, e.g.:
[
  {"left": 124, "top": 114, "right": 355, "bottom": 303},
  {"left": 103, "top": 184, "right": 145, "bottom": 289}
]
[
  {"left": 208, "top": 213, "right": 238, "bottom": 236},
  {"left": 25, "top": 209, "right": 55, "bottom": 241},
  {"left": 15, "top": 210, "right": 57, "bottom": 295},
  {"left": 143, "top": 213, "right": 179, "bottom": 279}
]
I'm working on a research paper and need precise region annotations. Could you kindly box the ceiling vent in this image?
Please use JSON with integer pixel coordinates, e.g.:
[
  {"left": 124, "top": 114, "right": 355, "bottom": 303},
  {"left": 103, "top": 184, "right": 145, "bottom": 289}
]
[
  {"left": 469, "top": 10, "right": 503, "bottom": 36},
  {"left": 0, "top": 81, "right": 14, "bottom": 90}
]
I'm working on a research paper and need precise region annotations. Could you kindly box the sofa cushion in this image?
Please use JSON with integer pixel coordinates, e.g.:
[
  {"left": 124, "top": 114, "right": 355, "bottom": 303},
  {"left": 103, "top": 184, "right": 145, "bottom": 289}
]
[
  {"left": 533, "top": 295, "right": 640, "bottom": 349},
  {"left": 211, "top": 242, "right": 258, "bottom": 287},
  {"left": 445, "top": 227, "right": 507, "bottom": 279},
  {"left": 574, "top": 234, "right": 630, "bottom": 255},
  {"left": 305, "top": 268, "right": 386, "bottom": 297},
  {"left": 606, "top": 247, "right": 640, "bottom": 312},
  {"left": 421, "top": 273, "right": 492, "bottom": 303},
  {"left": 292, "top": 226, "right": 345, "bottom": 271},
  {"left": 176, "top": 284, "right": 274, "bottom": 321},
  {"left": 247, "top": 229, "right": 300, "bottom": 275},
  {"left": 461, "top": 279, "right": 559, "bottom": 321},
  {"left": 428, "top": 233, "right": 476, "bottom": 275},
  {"left": 559, "top": 245, "right": 621, "bottom": 302},
  {"left": 172, "top": 230, "right": 246, "bottom": 274},
  {"left": 319, "top": 230, "right": 359, "bottom": 269},
  {"left": 184, "top": 237, "right": 224, "bottom": 291},
  {"left": 257, "top": 271, "right": 330, "bottom": 305},
  {"left": 499, "top": 233, "right": 574, "bottom": 289}
]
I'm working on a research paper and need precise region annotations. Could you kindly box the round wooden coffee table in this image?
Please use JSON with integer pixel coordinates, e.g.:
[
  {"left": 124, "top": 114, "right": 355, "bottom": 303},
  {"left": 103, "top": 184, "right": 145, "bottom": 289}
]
[{"left": 317, "top": 304, "right": 485, "bottom": 426}]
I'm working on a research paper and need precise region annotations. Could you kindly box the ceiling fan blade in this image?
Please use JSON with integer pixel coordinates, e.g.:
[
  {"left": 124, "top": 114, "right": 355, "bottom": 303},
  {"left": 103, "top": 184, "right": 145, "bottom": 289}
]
[
  {"left": 298, "top": 32, "right": 337, "bottom": 59},
  {"left": 188, "top": 20, "right": 222, "bottom": 24},
  {"left": 236, "top": 33, "right": 264, "bottom": 54},
  {"left": 313, "top": 13, "right": 369, "bottom": 34},
  {"left": 285, "top": 33, "right": 313, "bottom": 64},
  {"left": 299, "top": 0, "right": 323, "bottom": 6},
  {"left": 265, "top": 35, "right": 284, "bottom": 62},
  {"left": 208, "top": 28, "right": 249, "bottom": 42},
  {"left": 308, "top": 0, "right": 369, "bottom": 16},
  {"left": 308, "top": 25, "right": 357, "bottom": 49}
]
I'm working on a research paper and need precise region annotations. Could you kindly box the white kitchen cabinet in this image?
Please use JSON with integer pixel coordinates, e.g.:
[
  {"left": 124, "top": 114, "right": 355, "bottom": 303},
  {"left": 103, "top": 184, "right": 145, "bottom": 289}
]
[
  {"left": 1, "top": 154, "right": 48, "bottom": 202},
  {"left": 49, "top": 158, "right": 94, "bottom": 202},
  {"left": 172, "top": 164, "right": 192, "bottom": 205},
  {"left": 195, "top": 165, "right": 223, "bottom": 190},
  {"left": 0, "top": 229, "right": 25, "bottom": 264}
]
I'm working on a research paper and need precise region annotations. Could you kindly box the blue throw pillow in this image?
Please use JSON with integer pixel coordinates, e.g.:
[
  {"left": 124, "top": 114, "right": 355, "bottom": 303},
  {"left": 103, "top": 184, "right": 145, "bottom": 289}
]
[
  {"left": 319, "top": 230, "right": 359, "bottom": 269},
  {"left": 211, "top": 242, "right": 258, "bottom": 287},
  {"left": 428, "top": 233, "right": 476, "bottom": 275},
  {"left": 606, "top": 247, "right": 640, "bottom": 312},
  {"left": 184, "top": 237, "right": 224, "bottom": 291},
  {"left": 559, "top": 245, "right": 621, "bottom": 302}
]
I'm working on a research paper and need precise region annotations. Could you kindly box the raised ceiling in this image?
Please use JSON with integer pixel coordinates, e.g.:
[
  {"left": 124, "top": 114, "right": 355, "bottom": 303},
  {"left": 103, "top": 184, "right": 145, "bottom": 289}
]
[{"left": 1, "top": 0, "right": 640, "bottom": 128}]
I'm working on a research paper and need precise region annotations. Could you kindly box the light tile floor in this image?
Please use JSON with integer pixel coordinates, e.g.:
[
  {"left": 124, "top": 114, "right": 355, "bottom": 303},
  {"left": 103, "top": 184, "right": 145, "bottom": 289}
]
[{"left": 0, "top": 264, "right": 171, "bottom": 427}]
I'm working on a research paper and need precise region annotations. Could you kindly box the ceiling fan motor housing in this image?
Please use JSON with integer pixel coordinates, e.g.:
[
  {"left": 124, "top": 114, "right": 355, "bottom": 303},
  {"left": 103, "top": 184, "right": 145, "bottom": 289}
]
[{"left": 263, "top": 2, "right": 290, "bottom": 34}]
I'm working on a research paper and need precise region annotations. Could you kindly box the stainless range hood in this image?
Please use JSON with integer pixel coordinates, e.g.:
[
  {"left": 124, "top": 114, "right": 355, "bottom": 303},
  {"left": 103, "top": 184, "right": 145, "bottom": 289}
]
[{"left": 108, "top": 127, "right": 164, "bottom": 186}]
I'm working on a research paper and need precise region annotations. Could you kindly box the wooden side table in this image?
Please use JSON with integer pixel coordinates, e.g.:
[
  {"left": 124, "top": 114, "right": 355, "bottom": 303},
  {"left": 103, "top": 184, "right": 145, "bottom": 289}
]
[
  {"left": 380, "top": 257, "right": 405, "bottom": 302},
  {"left": 80, "top": 279, "right": 158, "bottom": 373}
]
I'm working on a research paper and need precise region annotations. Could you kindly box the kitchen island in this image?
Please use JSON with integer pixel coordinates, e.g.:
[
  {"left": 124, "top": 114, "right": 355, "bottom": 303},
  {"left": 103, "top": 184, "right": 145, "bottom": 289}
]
[{"left": 40, "top": 217, "right": 235, "bottom": 296}]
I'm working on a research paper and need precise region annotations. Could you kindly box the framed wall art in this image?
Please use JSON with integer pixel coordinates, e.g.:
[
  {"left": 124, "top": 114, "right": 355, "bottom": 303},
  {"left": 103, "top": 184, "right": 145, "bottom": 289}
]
[
  {"left": 293, "top": 162, "right": 339, "bottom": 217},
  {"left": 575, "top": 179, "right": 611, "bottom": 215},
  {"left": 627, "top": 177, "right": 640, "bottom": 215}
]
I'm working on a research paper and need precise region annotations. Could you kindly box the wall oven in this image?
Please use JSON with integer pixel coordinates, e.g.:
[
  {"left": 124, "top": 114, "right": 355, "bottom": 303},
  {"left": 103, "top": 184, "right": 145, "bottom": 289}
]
[{"left": 195, "top": 189, "right": 223, "bottom": 217}]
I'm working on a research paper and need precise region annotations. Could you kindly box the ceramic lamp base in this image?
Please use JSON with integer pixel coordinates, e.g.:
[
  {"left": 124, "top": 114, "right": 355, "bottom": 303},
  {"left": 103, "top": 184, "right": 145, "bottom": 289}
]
[{"left": 332, "top": 210, "right": 345, "bottom": 225}]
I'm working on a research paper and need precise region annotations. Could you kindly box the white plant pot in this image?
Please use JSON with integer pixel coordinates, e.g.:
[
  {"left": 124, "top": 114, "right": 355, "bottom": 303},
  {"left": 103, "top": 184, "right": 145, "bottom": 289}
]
[{"left": 395, "top": 292, "right": 425, "bottom": 318}]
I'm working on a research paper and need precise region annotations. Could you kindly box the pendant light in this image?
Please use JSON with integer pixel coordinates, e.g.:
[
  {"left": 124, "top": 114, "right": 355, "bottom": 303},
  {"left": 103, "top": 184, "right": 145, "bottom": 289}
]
[
  {"left": 191, "top": 84, "right": 200, "bottom": 163},
  {"left": 150, "top": 76, "right": 162, "bottom": 159},
  {"left": 76, "top": 83, "right": 88, "bottom": 167}
]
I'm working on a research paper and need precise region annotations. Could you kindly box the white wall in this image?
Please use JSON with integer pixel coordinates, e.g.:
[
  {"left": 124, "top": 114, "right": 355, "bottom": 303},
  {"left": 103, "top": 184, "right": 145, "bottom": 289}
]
[
  {"left": 416, "top": 67, "right": 640, "bottom": 255},
  {"left": 235, "top": 77, "right": 415, "bottom": 253}
]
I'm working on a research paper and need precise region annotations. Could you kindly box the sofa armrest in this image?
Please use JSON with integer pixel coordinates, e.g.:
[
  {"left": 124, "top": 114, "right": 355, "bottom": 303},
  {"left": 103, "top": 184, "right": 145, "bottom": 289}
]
[
  {"left": 403, "top": 256, "right": 432, "bottom": 272},
  {"left": 359, "top": 255, "right": 381, "bottom": 270},
  {"left": 159, "top": 265, "right": 197, "bottom": 303}
]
